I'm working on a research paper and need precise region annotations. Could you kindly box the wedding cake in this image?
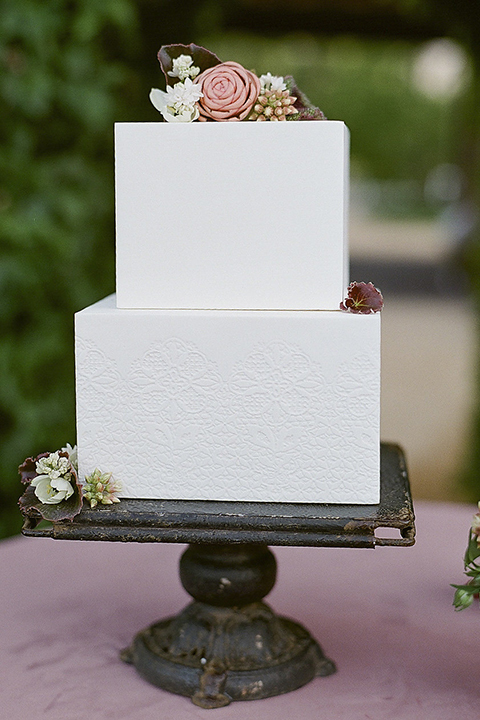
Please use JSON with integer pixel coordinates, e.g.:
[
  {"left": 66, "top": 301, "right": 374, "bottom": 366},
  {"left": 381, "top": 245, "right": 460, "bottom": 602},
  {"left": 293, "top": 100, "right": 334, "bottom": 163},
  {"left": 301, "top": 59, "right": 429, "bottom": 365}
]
[{"left": 74, "top": 44, "right": 382, "bottom": 505}]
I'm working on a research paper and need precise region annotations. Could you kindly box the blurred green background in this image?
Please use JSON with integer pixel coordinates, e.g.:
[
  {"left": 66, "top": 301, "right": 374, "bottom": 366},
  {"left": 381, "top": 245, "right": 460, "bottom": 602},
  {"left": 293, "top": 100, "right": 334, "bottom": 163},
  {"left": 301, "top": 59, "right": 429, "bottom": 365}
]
[{"left": 1, "top": 0, "right": 479, "bottom": 538}]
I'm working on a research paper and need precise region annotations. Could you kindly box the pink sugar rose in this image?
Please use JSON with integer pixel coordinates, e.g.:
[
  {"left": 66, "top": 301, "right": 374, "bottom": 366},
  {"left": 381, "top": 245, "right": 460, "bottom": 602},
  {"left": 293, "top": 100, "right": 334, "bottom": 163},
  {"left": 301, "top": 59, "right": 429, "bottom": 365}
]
[{"left": 195, "top": 61, "right": 261, "bottom": 121}]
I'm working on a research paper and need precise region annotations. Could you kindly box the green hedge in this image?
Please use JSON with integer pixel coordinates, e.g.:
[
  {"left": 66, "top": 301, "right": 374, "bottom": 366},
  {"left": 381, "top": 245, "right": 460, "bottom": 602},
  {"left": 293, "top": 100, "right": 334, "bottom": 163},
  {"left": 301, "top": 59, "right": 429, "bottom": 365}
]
[{"left": 0, "top": 0, "right": 142, "bottom": 536}]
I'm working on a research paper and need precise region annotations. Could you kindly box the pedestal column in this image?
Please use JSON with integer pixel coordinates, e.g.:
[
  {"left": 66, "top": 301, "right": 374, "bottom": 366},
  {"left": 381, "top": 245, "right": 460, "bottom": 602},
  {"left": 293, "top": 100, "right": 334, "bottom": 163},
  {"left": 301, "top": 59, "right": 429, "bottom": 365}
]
[{"left": 122, "top": 543, "right": 335, "bottom": 708}]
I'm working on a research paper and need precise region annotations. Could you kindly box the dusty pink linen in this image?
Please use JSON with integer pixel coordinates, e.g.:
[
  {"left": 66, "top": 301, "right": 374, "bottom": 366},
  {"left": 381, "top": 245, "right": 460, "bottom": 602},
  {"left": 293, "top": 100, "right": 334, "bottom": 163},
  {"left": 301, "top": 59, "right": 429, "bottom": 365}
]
[{"left": 1, "top": 501, "right": 478, "bottom": 719}]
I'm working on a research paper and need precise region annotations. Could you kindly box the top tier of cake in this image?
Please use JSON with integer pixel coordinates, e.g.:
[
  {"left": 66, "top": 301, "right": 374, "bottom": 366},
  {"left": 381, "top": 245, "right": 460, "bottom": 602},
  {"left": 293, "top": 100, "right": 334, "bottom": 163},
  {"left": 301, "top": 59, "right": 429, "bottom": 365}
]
[{"left": 115, "top": 120, "right": 349, "bottom": 311}]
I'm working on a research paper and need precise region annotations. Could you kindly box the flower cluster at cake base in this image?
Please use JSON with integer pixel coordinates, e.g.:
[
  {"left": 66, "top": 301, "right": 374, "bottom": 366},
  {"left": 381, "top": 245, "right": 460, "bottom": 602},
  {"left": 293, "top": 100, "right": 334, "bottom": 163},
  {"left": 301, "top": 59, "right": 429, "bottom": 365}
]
[
  {"left": 83, "top": 469, "right": 122, "bottom": 508},
  {"left": 452, "top": 503, "right": 480, "bottom": 610},
  {"left": 150, "top": 43, "right": 325, "bottom": 123},
  {"left": 18, "top": 444, "right": 121, "bottom": 526}
]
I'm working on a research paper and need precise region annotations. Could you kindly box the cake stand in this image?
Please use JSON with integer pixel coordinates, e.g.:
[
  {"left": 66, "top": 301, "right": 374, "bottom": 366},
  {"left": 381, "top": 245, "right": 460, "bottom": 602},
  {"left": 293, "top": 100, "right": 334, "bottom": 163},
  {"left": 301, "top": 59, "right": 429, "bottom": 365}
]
[{"left": 22, "top": 442, "right": 415, "bottom": 708}]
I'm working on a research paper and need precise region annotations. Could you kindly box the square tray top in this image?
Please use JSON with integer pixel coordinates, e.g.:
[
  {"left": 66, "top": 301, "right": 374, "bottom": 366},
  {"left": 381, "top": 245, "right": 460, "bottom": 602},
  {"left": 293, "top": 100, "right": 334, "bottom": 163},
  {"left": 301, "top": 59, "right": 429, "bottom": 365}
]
[{"left": 22, "top": 443, "right": 414, "bottom": 548}]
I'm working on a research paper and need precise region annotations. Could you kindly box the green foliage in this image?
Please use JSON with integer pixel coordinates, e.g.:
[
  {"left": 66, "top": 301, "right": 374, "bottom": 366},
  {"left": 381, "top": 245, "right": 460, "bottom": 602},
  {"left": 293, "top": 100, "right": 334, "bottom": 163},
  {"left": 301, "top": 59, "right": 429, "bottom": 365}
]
[
  {"left": 0, "top": 0, "right": 140, "bottom": 537},
  {"left": 452, "top": 529, "right": 480, "bottom": 610},
  {"left": 454, "top": 61, "right": 480, "bottom": 502}
]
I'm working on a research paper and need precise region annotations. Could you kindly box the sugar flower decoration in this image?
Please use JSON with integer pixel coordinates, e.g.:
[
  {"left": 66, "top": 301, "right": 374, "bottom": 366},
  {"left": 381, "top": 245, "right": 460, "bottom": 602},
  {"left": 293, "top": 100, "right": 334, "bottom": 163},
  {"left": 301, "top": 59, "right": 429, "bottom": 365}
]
[
  {"left": 249, "top": 87, "right": 298, "bottom": 122},
  {"left": 18, "top": 444, "right": 120, "bottom": 528},
  {"left": 19, "top": 447, "right": 83, "bottom": 526},
  {"left": 259, "top": 73, "right": 287, "bottom": 93},
  {"left": 31, "top": 475, "right": 74, "bottom": 504},
  {"left": 340, "top": 282, "right": 384, "bottom": 314},
  {"left": 195, "top": 61, "right": 261, "bottom": 122},
  {"left": 83, "top": 469, "right": 122, "bottom": 508},
  {"left": 31, "top": 451, "right": 75, "bottom": 504},
  {"left": 167, "top": 54, "right": 200, "bottom": 81},
  {"left": 150, "top": 78, "right": 203, "bottom": 122},
  {"left": 62, "top": 442, "right": 78, "bottom": 470},
  {"left": 154, "top": 43, "right": 326, "bottom": 123}
]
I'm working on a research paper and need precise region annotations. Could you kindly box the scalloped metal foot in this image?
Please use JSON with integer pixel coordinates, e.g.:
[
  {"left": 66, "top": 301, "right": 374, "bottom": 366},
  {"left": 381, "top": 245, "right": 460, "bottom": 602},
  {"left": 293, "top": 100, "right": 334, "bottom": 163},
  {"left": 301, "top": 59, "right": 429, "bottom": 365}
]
[{"left": 122, "top": 600, "right": 336, "bottom": 707}]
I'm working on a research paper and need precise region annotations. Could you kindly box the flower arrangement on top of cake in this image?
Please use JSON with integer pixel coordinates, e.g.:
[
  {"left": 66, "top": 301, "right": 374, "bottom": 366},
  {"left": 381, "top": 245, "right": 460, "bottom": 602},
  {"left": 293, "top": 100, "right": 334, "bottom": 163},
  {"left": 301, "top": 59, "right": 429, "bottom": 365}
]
[{"left": 149, "top": 43, "right": 326, "bottom": 123}]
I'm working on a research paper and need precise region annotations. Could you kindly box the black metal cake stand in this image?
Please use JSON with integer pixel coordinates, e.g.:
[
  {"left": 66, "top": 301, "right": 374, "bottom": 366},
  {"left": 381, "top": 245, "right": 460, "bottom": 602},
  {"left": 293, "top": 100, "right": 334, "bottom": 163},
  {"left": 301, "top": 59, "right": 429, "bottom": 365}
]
[{"left": 22, "top": 442, "right": 415, "bottom": 708}]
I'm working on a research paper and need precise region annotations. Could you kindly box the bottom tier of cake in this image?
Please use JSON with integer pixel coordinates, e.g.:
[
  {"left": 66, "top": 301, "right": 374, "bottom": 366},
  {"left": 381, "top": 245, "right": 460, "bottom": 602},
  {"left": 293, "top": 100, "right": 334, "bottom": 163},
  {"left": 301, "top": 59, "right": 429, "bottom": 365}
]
[{"left": 75, "top": 295, "right": 380, "bottom": 504}]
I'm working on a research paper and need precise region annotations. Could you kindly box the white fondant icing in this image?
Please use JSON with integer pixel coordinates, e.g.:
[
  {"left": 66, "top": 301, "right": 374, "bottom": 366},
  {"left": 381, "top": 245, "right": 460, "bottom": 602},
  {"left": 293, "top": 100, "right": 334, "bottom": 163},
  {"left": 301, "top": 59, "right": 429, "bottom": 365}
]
[
  {"left": 115, "top": 121, "right": 349, "bottom": 310},
  {"left": 75, "top": 295, "right": 380, "bottom": 504}
]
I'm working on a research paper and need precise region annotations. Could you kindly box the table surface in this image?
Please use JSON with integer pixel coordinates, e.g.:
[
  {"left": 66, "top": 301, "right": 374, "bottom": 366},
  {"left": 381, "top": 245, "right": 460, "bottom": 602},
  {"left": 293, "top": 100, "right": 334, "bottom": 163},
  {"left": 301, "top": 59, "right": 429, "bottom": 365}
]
[{"left": 1, "top": 501, "right": 478, "bottom": 719}]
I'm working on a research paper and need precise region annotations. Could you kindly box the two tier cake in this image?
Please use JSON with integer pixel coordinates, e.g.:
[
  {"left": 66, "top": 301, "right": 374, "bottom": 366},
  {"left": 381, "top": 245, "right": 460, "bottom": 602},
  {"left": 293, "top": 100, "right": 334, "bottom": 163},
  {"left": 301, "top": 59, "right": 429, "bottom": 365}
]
[{"left": 74, "top": 45, "right": 382, "bottom": 505}]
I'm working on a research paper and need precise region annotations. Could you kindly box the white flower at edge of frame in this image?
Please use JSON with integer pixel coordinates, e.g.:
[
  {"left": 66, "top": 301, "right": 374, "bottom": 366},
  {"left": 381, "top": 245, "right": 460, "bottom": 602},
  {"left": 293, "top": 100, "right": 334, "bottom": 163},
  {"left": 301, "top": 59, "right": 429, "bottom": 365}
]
[
  {"left": 31, "top": 475, "right": 75, "bottom": 504},
  {"left": 259, "top": 73, "right": 287, "bottom": 92}
]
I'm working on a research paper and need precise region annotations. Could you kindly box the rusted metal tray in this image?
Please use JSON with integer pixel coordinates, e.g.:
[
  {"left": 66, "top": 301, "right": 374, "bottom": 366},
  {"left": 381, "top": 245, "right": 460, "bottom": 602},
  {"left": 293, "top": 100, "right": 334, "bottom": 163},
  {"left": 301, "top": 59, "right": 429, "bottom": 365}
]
[{"left": 22, "top": 442, "right": 415, "bottom": 548}]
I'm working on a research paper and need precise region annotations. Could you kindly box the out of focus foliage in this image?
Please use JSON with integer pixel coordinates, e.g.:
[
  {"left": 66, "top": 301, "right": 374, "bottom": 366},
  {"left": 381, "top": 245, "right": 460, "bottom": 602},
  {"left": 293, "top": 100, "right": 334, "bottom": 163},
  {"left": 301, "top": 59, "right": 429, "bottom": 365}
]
[
  {"left": 0, "top": 1, "right": 473, "bottom": 537},
  {"left": 202, "top": 32, "right": 464, "bottom": 217},
  {"left": 0, "top": 0, "right": 142, "bottom": 537}
]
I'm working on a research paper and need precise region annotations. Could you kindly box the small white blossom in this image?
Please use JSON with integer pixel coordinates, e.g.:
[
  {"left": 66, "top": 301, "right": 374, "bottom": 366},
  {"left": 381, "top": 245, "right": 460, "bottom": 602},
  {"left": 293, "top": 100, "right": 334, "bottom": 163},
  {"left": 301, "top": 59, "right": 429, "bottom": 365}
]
[
  {"left": 62, "top": 443, "right": 78, "bottom": 471},
  {"left": 36, "top": 451, "right": 71, "bottom": 481},
  {"left": 259, "top": 72, "right": 287, "bottom": 92},
  {"left": 31, "top": 475, "right": 74, "bottom": 504},
  {"left": 150, "top": 78, "right": 203, "bottom": 123},
  {"left": 167, "top": 54, "right": 200, "bottom": 81},
  {"left": 32, "top": 450, "right": 75, "bottom": 504}
]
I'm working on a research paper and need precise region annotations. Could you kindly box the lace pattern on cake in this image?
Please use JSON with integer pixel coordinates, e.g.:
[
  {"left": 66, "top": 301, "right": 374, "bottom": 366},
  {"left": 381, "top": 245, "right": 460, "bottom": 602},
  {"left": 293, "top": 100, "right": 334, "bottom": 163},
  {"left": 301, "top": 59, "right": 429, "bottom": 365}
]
[{"left": 76, "top": 338, "right": 379, "bottom": 503}]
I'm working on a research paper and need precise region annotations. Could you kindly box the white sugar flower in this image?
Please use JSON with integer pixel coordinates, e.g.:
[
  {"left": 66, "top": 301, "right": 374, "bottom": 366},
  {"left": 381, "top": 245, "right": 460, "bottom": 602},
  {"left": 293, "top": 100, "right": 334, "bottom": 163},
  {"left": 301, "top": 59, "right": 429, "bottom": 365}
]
[
  {"left": 167, "top": 54, "right": 200, "bottom": 81},
  {"left": 36, "top": 451, "right": 71, "bottom": 480},
  {"left": 259, "top": 72, "right": 287, "bottom": 92},
  {"left": 31, "top": 474, "right": 74, "bottom": 504},
  {"left": 62, "top": 443, "right": 78, "bottom": 471},
  {"left": 169, "top": 78, "right": 203, "bottom": 108},
  {"left": 32, "top": 450, "right": 75, "bottom": 504},
  {"left": 150, "top": 78, "right": 203, "bottom": 123}
]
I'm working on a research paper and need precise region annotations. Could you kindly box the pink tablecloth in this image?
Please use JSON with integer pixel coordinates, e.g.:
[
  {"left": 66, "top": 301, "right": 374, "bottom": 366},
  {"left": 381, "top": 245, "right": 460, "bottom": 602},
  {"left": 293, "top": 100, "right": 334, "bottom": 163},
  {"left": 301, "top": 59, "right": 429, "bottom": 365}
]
[{"left": 1, "top": 501, "right": 478, "bottom": 719}]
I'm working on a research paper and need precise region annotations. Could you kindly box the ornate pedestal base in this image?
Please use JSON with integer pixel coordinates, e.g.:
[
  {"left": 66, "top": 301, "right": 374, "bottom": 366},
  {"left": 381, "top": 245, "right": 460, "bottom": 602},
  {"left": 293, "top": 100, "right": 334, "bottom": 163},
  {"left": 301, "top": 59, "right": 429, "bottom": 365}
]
[
  {"left": 23, "top": 446, "right": 415, "bottom": 706},
  {"left": 121, "top": 544, "right": 335, "bottom": 708}
]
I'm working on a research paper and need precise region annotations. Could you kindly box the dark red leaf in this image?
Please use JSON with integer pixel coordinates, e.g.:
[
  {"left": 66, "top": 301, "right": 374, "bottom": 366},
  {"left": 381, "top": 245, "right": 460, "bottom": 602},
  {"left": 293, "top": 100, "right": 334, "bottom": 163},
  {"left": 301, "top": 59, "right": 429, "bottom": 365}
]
[
  {"left": 340, "top": 282, "right": 384, "bottom": 314},
  {"left": 18, "top": 452, "right": 49, "bottom": 484},
  {"left": 284, "top": 76, "right": 326, "bottom": 121}
]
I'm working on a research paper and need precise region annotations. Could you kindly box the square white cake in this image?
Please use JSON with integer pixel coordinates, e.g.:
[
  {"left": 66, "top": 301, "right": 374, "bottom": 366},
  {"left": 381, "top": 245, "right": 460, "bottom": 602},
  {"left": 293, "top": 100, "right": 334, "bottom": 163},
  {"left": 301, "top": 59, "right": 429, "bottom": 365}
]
[
  {"left": 75, "top": 295, "right": 380, "bottom": 504},
  {"left": 115, "top": 121, "right": 349, "bottom": 310}
]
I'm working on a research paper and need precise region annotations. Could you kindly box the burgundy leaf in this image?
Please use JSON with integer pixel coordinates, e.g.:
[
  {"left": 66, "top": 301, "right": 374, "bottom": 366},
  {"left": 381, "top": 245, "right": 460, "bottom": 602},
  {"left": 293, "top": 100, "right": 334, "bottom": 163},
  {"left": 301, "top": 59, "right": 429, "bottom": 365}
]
[
  {"left": 18, "top": 453, "right": 48, "bottom": 484},
  {"left": 284, "top": 76, "right": 326, "bottom": 121},
  {"left": 340, "top": 282, "right": 384, "bottom": 313},
  {"left": 18, "top": 484, "right": 42, "bottom": 516},
  {"left": 19, "top": 488, "right": 43, "bottom": 530},
  {"left": 158, "top": 44, "right": 221, "bottom": 86}
]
